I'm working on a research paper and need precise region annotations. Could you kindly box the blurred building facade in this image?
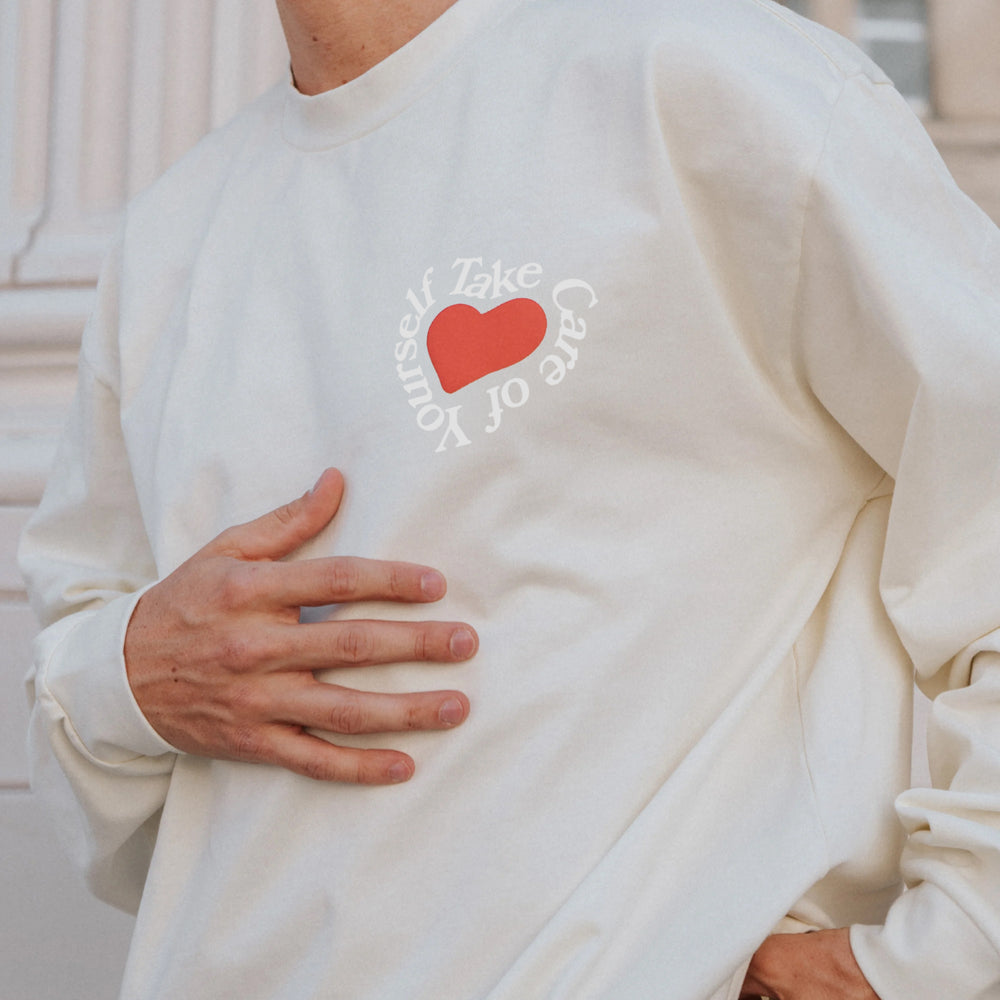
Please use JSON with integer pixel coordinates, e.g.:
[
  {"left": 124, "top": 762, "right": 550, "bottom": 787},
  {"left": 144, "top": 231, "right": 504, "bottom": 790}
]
[
  {"left": 0, "top": 2, "right": 997, "bottom": 997},
  {"left": 784, "top": 0, "right": 1000, "bottom": 221}
]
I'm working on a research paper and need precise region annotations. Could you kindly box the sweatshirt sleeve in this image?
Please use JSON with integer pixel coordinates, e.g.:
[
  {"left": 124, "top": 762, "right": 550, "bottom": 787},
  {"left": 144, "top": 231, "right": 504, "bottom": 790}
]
[
  {"left": 795, "top": 73, "right": 1000, "bottom": 1000},
  {"left": 18, "top": 236, "right": 177, "bottom": 915}
]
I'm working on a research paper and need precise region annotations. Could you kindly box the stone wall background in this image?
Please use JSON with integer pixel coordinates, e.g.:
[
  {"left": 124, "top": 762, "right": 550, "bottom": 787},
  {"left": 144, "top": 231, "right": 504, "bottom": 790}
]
[{"left": 1, "top": 2, "right": 998, "bottom": 997}]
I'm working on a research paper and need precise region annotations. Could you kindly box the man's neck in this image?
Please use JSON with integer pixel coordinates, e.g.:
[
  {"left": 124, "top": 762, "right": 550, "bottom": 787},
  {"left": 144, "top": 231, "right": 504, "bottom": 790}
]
[{"left": 276, "top": 0, "right": 459, "bottom": 95}]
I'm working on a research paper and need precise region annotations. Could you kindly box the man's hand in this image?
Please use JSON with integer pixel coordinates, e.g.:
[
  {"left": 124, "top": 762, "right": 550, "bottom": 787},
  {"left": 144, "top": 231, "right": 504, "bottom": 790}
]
[
  {"left": 123, "top": 468, "right": 477, "bottom": 785},
  {"left": 740, "top": 929, "right": 880, "bottom": 1000}
]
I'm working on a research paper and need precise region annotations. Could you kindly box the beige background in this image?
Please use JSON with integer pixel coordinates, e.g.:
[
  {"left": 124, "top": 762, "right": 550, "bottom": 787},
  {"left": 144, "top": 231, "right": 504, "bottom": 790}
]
[{"left": 1, "top": 2, "right": 998, "bottom": 997}]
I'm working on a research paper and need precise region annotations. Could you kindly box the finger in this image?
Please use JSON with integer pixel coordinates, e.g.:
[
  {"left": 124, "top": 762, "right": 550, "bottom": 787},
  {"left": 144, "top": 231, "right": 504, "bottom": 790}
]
[
  {"left": 268, "top": 619, "right": 478, "bottom": 670},
  {"left": 261, "top": 727, "right": 418, "bottom": 784},
  {"left": 277, "top": 682, "right": 471, "bottom": 735},
  {"left": 206, "top": 468, "right": 346, "bottom": 561},
  {"left": 250, "top": 555, "right": 447, "bottom": 608}
]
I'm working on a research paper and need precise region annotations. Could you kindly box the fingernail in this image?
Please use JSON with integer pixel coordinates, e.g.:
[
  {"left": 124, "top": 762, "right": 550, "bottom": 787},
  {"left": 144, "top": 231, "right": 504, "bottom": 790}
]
[
  {"left": 388, "top": 761, "right": 412, "bottom": 783},
  {"left": 449, "top": 628, "right": 476, "bottom": 659},
  {"left": 438, "top": 697, "right": 465, "bottom": 727},
  {"left": 420, "top": 570, "right": 446, "bottom": 600}
]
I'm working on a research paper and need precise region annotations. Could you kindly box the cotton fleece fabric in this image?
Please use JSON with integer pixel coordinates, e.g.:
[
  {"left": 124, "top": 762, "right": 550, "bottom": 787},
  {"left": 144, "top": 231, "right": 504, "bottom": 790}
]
[{"left": 19, "top": 1, "right": 1000, "bottom": 998}]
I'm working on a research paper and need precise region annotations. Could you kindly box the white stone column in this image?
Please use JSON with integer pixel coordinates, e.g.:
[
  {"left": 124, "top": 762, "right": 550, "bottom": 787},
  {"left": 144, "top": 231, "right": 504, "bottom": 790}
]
[
  {"left": 15, "top": 0, "right": 286, "bottom": 286},
  {"left": 15, "top": 0, "right": 130, "bottom": 283},
  {"left": 924, "top": 1, "right": 1000, "bottom": 225},
  {"left": 0, "top": 0, "right": 55, "bottom": 285},
  {"left": 927, "top": 0, "right": 1000, "bottom": 120}
]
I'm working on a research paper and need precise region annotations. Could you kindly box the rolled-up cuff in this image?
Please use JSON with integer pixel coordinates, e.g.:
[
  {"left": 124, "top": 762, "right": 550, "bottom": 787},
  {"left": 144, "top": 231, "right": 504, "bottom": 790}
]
[{"left": 34, "top": 586, "right": 178, "bottom": 764}]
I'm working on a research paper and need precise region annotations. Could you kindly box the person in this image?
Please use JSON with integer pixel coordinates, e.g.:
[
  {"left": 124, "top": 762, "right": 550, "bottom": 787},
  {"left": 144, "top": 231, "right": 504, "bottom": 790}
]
[{"left": 19, "top": 0, "right": 1000, "bottom": 997}]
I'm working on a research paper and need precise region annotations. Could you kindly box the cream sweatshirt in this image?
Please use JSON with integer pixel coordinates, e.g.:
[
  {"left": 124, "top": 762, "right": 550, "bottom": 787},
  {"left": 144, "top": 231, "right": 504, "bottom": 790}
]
[{"left": 20, "top": 1, "right": 1000, "bottom": 997}]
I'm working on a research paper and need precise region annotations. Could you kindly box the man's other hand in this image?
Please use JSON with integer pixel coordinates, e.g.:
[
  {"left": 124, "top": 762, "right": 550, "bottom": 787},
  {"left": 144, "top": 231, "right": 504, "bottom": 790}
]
[
  {"left": 123, "top": 468, "right": 477, "bottom": 784},
  {"left": 740, "top": 928, "right": 880, "bottom": 999}
]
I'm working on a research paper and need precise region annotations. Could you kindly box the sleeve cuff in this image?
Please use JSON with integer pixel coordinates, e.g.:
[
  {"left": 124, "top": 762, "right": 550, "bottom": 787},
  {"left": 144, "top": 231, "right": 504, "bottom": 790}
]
[
  {"left": 851, "top": 882, "right": 1000, "bottom": 1000},
  {"left": 35, "top": 586, "right": 179, "bottom": 763}
]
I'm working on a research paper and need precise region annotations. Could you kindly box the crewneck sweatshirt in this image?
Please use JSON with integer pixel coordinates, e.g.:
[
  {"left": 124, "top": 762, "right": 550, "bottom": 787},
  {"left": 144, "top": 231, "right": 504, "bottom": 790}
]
[{"left": 21, "top": 1, "right": 1000, "bottom": 998}]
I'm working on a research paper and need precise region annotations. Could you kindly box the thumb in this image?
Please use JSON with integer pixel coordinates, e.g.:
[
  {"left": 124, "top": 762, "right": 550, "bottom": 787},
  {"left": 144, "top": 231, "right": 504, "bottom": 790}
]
[{"left": 207, "top": 468, "right": 346, "bottom": 561}]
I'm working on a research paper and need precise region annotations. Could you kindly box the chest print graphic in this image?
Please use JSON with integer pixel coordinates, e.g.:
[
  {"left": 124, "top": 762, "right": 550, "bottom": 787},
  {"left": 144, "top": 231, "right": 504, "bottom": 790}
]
[
  {"left": 393, "top": 257, "right": 599, "bottom": 452},
  {"left": 428, "top": 299, "right": 547, "bottom": 394}
]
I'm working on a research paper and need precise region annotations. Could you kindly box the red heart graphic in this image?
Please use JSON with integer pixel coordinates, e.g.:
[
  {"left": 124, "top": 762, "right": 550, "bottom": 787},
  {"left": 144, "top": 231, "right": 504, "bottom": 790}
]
[{"left": 427, "top": 299, "right": 548, "bottom": 394}]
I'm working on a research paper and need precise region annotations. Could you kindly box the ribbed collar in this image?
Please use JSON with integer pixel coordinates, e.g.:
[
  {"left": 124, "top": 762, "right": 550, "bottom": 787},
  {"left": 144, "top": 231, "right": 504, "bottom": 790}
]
[{"left": 282, "top": 0, "right": 518, "bottom": 150}]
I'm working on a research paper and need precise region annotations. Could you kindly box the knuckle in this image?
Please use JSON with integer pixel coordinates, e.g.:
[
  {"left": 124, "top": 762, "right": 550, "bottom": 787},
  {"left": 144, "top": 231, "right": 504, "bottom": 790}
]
[
  {"left": 216, "top": 631, "right": 256, "bottom": 672},
  {"left": 304, "top": 752, "right": 365, "bottom": 784},
  {"left": 387, "top": 563, "right": 406, "bottom": 600},
  {"left": 321, "top": 756, "right": 363, "bottom": 785},
  {"left": 348, "top": 754, "right": 381, "bottom": 785},
  {"left": 411, "top": 627, "right": 431, "bottom": 662},
  {"left": 271, "top": 499, "right": 300, "bottom": 528},
  {"left": 333, "top": 623, "right": 375, "bottom": 664},
  {"left": 226, "top": 680, "right": 264, "bottom": 718},
  {"left": 207, "top": 525, "right": 241, "bottom": 557},
  {"left": 402, "top": 700, "right": 425, "bottom": 731},
  {"left": 229, "top": 725, "right": 265, "bottom": 762},
  {"left": 349, "top": 757, "right": 375, "bottom": 785},
  {"left": 326, "top": 558, "right": 361, "bottom": 598},
  {"left": 216, "top": 564, "right": 256, "bottom": 611},
  {"left": 298, "top": 751, "right": 336, "bottom": 782},
  {"left": 295, "top": 747, "right": 368, "bottom": 784},
  {"left": 327, "top": 694, "right": 369, "bottom": 735}
]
